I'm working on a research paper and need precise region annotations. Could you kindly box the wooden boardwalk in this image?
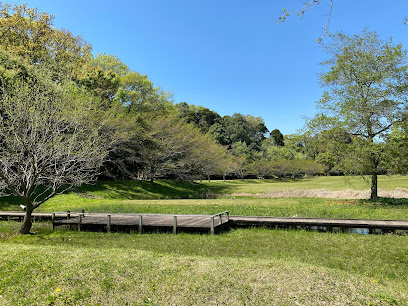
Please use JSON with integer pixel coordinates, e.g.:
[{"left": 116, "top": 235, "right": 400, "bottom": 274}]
[
  {"left": 1, "top": 211, "right": 408, "bottom": 234},
  {"left": 0, "top": 211, "right": 229, "bottom": 235},
  {"left": 229, "top": 216, "right": 408, "bottom": 230}
]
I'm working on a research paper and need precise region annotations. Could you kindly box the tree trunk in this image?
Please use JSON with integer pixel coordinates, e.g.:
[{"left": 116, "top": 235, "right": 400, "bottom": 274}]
[
  {"left": 223, "top": 175, "right": 226, "bottom": 182},
  {"left": 19, "top": 202, "right": 34, "bottom": 234},
  {"left": 370, "top": 173, "right": 378, "bottom": 201},
  {"left": 208, "top": 174, "right": 211, "bottom": 183}
]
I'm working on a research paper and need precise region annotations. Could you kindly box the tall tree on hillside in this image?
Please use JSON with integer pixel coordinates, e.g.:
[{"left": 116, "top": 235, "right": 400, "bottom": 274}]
[
  {"left": 270, "top": 129, "right": 285, "bottom": 146},
  {"left": 176, "top": 102, "right": 221, "bottom": 133},
  {"left": 210, "top": 113, "right": 268, "bottom": 150},
  {"left": 309, "top": 30, "right": 408, "bottom": 200},
  {"left": 0, "top": 3, "right": 92, "bottom": 78}
]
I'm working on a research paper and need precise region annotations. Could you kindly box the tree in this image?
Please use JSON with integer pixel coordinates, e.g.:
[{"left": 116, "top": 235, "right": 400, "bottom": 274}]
[
  {"left": 270, "top": 129, "right": 285, "bottom": 146},
  {"left": 209, "top": 113, "right": 268, "bottom": 150},
  {"left": 247, "top": 159, "right": 273, "bottom": 179},
  {"left": 0, "top": 69, "right": 113, "bottom": 234},
  {"left": 92, "top": 53, "right": 130, "bottom": 77},
  {"left": 123, "top": 114, "right": 225, "bottom": 183},
  {"left": 309, "top": 30, "right": 408, "bottom": 200},
  {"left": 176, "top": 103, "right": 221, "bottom": 134},
  {"left": 0, "top": 3, "right": 92, "bottom": 79}
]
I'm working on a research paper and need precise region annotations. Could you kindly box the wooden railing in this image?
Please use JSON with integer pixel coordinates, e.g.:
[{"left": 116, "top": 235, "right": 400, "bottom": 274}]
[{"left": 210, "top": 211, "right": 229, "bottom": 235}]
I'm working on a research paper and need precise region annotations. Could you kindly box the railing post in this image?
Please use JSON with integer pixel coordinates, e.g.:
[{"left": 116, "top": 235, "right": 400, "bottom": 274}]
[
  {"left": 211, "top": 216, "right": 215, "bottom": 235},
  {"left": 173, "top": 216, "right": 177, "bottom": 235},
  {"left": 51, "top": 213, "right": 55, "bottom": 230},
  {"left": 67, "top": 211, "right": 71, "bottom": 229},
  {"left": 78, "top": 213, "right": 83, "bottom": 232},
  {"left": 107, "top": 214, "right": 111, "bottom": 233},
  {"left": 138, "top": 215, "right": 143, "bottom": 234}
]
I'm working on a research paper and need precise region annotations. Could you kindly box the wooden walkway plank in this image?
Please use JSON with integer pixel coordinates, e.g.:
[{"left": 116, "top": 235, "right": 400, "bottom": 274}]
[
  {"left": 229, "top": 216, "right": 408, "bottom": 230},
  {"left": 1, "top": 211, "right": 408, "bottom": 233}
]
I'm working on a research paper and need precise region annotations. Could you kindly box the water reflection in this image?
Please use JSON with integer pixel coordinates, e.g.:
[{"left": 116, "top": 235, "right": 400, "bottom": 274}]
[{"left": 308, "top": 226, "right": 407, "bottom": 235}]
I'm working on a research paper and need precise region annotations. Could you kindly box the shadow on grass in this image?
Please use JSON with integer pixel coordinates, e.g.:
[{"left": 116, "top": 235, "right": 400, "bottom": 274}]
[
  {"left": 364, "top": 197, "right": 408, "bottom": 207},
  {"left": 73, "top": 179, "right": 236, "bottom": 200},
  {"left": 0, "top": 195, "right": 22, "bottom": 211}
]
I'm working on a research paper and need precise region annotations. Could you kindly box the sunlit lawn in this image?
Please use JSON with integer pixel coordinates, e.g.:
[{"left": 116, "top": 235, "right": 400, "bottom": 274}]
[
  {"left": 0, "top": 221, "right": 407, "bottom": 305},
  {"left": 203, "top": 175, "right": 408, "bottom": 193},
  {"left": 1, "top": 176, "right": 408, "bottom": 304}
]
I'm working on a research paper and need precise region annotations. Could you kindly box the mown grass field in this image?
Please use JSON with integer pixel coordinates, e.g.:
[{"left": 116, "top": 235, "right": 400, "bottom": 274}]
[{"left": 1, "top": 176, "right": 408, "bottom": 304}]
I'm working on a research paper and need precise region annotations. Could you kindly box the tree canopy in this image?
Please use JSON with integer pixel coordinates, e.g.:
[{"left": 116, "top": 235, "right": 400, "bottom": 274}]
[{"left": 308, "top": 29, "right": 408, "bottom": 200}]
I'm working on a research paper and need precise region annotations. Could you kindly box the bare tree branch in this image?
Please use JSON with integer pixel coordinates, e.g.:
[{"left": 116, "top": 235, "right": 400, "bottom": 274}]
[{"left": 278, "top": 0, "right": 334, "bottom": 41}]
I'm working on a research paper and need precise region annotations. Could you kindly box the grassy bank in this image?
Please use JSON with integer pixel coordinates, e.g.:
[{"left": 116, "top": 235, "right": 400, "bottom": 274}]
[
  {"left": 0, "top": 222, "right": 407, "bottom": 305},
  {"left": 1, "top": 176, "right": 408, "bottom": 220},
  {"left": 32, "top": 197, "right": 408, "bottom": 220},
  {"left": 3, "top": 175, "right": 408, "bottom": 211}
]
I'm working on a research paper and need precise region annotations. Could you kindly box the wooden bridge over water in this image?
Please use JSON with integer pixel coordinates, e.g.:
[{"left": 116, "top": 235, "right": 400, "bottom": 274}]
[{"left": 1, "top": 211, "right": 408, "bottom": 234}]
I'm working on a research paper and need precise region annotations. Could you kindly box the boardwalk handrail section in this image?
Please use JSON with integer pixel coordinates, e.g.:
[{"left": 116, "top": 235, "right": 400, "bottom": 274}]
[{"left": 210, "top": 211, "right": 229, "bottom": 235}]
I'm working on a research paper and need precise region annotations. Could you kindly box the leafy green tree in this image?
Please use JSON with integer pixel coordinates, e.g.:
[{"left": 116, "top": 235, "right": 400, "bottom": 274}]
[
  {"left": 79, "top": 68, "right": 121, "bottom": 104},
  {"left": 209, "top": 113, "right": 268, "bottom": 152},
  {"left": 0, "top": 3, "right": 92, "bottom": 79},
  {"left": 176, "top": 103, "right": 221, "bottom": 134},
  {"left": 247, "top": 159, "right": 273, "bottom": 179},
  {"left": 270, "top": 129, "right": 285, "bottom": 146},
  {"left": 309, "top": 30, "right": 408, "bottom": 200},
  {"left": 119, "top": 114, "right": 225, "bottom": 183},
  {"left": 92, "top": 53, "right": 130, "bottom": 76},
  {"left": 383, "top": 122, "right": 408, "bottom": 174},
  {"left": 117, "top": 72, "right": 174, "bottom": 114}
]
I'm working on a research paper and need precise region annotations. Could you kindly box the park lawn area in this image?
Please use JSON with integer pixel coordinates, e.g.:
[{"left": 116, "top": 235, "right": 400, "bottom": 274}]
[
  {"left": 1, "top": 175, "right": 408, "bottom": 220},
  {"left": 1, "top": 177, "right": 408, "bottom": 304},
  {"left": 0, "top": 221, "right": 407, "bottom": 305},
  {"left": 34, "top": 197, "right": 408, "bottom": 220},
  {"left": 203, "top": 175, "right": 408, "bottom": 194}
]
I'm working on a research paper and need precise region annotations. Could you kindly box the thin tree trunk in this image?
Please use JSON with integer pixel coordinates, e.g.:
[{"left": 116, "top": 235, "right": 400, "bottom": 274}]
[
  {"left": 208, "top": 174, "right": 211, "bottom": 183},
  {"left": 370, "top": 173, "right": 378, "bottom": 201},
  {"left": 19, "top": 202, "right": 33, "bottom": 234},
  {"left": 223, "top": 175, "right": 226, "bottom": 182}
]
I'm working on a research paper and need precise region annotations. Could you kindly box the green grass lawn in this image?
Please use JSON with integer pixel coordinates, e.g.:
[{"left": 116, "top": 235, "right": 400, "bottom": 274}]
[
  {"left": 1, "top": 176, "right": 408, "bottom": 304},
  {"left": 3, "top": 175, "right": 408, "bottom": 212},
  {"left": 1, "top": 222, "right": 407, "bottom": 305},
  {"left": 2, "top": 175, "right": 408, "bottom": 220},
  {"left": 204, "top": 175, "right": 408, "bottom": 193}
]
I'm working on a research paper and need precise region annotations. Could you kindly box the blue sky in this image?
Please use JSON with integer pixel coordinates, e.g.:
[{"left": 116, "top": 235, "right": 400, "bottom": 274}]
[{"left": 11, "top": 0, "right": 408, "bottom": 135}]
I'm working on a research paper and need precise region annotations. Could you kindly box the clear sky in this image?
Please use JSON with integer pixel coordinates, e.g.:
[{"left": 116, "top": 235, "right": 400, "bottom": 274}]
[{"left": 10, "top": 0, "right": 408, "bottom": 135}]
